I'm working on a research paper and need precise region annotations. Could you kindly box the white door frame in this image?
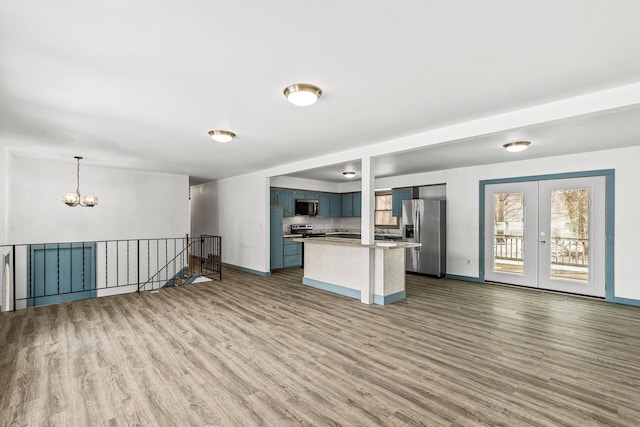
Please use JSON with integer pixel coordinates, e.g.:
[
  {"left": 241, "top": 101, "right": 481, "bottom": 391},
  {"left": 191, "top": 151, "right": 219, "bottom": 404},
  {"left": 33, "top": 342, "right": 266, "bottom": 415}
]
[{"left": 479, "top": 170, "right": 615, "bottom": 300}]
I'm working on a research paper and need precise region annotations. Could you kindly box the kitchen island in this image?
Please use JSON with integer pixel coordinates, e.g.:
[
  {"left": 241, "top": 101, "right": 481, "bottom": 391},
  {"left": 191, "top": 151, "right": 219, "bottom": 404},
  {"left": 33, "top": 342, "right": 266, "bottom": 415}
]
[{"left": 293, "top": 237, "right": 420, "bottom": 305}]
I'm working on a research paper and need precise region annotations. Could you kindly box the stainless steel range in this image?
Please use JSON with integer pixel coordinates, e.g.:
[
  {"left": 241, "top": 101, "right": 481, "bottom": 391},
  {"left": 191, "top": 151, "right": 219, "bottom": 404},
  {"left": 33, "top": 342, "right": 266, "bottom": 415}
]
[{"left": 290, "top": 224, "right": 326, "bottom": 238}]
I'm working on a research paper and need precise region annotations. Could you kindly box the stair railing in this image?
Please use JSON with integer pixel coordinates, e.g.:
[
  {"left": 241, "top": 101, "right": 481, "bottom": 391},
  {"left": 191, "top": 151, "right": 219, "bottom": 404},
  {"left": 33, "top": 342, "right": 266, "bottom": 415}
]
[{"left": 137, "top": 240, "right": 194, "bottom": 292}]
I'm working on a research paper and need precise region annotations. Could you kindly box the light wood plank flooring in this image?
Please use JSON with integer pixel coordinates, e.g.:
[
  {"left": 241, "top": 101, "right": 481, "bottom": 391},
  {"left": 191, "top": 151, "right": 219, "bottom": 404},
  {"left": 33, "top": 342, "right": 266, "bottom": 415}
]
[{"left": 1, "top": 268, "right": 640, "bottom": 426}]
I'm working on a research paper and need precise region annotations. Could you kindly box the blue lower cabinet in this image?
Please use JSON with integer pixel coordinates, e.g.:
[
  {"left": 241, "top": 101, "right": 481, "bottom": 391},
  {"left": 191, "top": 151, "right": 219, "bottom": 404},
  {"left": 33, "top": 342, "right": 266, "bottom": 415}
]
[
  {"left": 283, "top": 238, "right": 302, "bottom": 267},
  {"left": 283, "top": 255, "right": 302, "bottom": 267}
]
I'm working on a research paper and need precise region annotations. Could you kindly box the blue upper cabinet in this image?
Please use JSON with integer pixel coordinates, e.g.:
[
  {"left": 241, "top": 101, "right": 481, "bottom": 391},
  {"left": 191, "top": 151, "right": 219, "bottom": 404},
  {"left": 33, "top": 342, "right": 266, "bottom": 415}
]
[
  {"left": 271, "top": 188, "right": 354, "bottom": 217},
  {"left": 353, "top": 192, "right": 362, "bottom": 217},
  {"left": 281, "top": 189, "right": 295, "bottom": 216},
  {"left": 341, "top": 193, "right": 353, "bottom": 217},
  {"left": 392, "top": 188, "right": 413, "bottom": 217},
  {"left": 270, "top": 188, "right": 280, "bottom": 206},
  {"left": 329, "top": 193, "right": 342, "bottom": 217},
  {"left": 317, "top": 193, "right": 330, "bottom": 216}
]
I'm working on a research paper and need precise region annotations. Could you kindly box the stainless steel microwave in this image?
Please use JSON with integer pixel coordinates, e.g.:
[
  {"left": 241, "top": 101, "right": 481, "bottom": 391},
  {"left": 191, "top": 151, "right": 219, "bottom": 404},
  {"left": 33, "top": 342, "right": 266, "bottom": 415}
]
[{"left": 295, "top": 199, "right": 318, "bottom": 216}]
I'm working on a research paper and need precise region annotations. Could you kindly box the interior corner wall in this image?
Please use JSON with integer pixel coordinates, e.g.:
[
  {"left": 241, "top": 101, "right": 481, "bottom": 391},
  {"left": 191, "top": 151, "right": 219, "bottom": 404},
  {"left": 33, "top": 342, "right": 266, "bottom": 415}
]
[
  {"left": 7, "top": 156, "right": 190, "bottom": 244},
  {"left": 190, "top": 181, "right": 220, "bottom": 238}
]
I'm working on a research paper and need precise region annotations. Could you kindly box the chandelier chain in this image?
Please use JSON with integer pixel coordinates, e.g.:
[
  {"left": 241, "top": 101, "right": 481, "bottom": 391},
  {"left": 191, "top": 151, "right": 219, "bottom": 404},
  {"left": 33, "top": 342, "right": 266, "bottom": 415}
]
[{"left": 76, "top": 157, "right": 81, "bottom": 194}]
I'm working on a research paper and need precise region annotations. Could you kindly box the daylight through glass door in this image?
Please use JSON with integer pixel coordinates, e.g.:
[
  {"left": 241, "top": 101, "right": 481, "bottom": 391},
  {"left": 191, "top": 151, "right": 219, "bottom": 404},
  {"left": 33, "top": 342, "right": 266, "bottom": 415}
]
[
  {"left": 493, "top": 192, "right": 525, "bottom": 274},
  {"left": 549, "top": 188, "right": 589, "bottom": 282}
]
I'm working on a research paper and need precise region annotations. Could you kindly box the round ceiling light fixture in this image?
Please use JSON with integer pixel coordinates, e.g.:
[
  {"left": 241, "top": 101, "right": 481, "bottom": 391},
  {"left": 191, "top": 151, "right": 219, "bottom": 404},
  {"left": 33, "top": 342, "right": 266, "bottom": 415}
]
[
  {"left": 208, "top": 130, "right": 236, "bottom": 143},
  {"left": 342, "top": 171, "right": 356, "bottom": 178},
  {"left": 503, "top": 141, "right": 531, "bottom": 153},
  {"left": 283, "top": 83, "right": 322, "bottom": 106}
]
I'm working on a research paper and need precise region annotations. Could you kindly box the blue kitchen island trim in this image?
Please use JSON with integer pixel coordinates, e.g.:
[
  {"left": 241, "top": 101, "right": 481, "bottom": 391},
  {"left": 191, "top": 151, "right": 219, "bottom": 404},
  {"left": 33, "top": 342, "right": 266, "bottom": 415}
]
[{"left": 303, "top": 277, "right": 407, "bottom": 305}]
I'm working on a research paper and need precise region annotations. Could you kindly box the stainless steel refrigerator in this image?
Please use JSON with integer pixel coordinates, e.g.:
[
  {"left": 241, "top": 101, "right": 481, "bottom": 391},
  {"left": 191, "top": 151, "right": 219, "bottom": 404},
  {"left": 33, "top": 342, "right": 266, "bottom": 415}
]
[{"left": 402, "top": 199, "right": 446, "bottom": 277}]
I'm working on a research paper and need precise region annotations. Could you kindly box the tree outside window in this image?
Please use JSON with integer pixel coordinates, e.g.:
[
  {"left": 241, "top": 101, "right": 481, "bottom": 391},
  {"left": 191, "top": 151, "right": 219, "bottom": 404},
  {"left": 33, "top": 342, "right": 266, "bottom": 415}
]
[{"left": 375, "top": 193, "right": 398, "bottom": 228}]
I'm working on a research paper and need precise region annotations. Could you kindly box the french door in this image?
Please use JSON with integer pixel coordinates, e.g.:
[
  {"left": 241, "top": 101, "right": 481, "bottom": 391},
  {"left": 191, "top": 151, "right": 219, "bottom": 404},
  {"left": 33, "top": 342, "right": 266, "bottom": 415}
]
[{"left": 484, "top": 176, "right": 606, "bottom": 297}]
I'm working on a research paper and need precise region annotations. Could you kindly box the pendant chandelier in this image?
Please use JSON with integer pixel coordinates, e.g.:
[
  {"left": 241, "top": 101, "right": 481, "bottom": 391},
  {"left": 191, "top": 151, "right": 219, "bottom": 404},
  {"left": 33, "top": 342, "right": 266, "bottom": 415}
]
[{"left": 62, "top": 156, "right": 98, "bottom": 207}]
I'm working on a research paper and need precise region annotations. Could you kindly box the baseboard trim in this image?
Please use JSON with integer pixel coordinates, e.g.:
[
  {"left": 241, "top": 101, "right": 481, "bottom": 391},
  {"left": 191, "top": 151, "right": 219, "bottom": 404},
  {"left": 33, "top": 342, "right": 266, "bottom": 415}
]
[
  {"left": 612, "top": 296, "right": 640, "bottom": 307},
  {"left": 446, "top": 274, "right": 483, "bottom": 283},
  {"left": 302, "top": 277, "right": 405, "bottom": 305},
  {"left": 302, "top": 277, "right": 361, "bottom": 300},
  {"left": 373, "top": 290, "right": 406, "bottom": 305},
  {"left": 222, "top": 263, "right": 271, "bottom": 277}
]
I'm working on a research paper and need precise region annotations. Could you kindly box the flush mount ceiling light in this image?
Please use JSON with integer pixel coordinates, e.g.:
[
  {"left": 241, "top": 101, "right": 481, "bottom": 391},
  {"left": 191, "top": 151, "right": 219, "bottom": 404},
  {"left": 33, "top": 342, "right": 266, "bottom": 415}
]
[
  {"left": 208, "top": 130, "right": 236, "bottom": 143},
  {"left": 283, "top": 83, "right": 322, "bottom": 106},
  {"left": 503, "top": 141, "right": 531, "bottom": 153},
  {"left": 62, "top": 156, "right": 98, "bottom": 207},
  {"left": 342, "top": 171, "right": 356, "bottom": 178}
]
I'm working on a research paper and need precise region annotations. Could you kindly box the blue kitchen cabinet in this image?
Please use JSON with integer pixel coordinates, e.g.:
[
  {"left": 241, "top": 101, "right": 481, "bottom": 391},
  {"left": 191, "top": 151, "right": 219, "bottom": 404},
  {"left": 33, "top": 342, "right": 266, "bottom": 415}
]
[
  {"left": 300, "top": 190, "right": 316, "bottom": 200},
  {"left": 341, "top": 193, "right": 353, "bottom": 217},
  {"left": 329, "top": 193, "right": 342, "bottom": 217},
  {"left": 270, "top": 207, "right": 284, "bottom": 270},
  {"left": 317, "top": 193, "right": 330, "bottom": 216},
  {"left": 281, "top": 189, "right": 295, "bottom": 216},
  {"left": 392, "top": 188, "right": 413, "bottom": 217},
  {"left": 283, "top": 237, "right": 302, "bottom": 267},
  {"left": 270, "top": 188, "right": 280, "bottom": 206},
  {"left": 353, "top": 192, "right": 362, "bottom": 217}
]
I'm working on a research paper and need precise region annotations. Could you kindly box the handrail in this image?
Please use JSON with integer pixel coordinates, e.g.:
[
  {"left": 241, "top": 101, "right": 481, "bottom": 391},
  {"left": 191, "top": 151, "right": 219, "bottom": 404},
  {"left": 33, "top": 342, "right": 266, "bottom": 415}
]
[
  {"left": 1, "top": 234, "right": 221, "bottom": 312},
  {"left": 137, "top": 240, "right": 193, "bottom": 293}
]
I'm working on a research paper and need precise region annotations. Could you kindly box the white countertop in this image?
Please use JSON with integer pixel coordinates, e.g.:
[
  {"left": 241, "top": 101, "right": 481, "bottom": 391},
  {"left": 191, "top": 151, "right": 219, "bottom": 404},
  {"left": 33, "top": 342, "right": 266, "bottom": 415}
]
[
  {"left": 283, "top": 231, "right": 403, "bottom": 239},
  {"left": 292, "top": 236, "right": 420, "bottom": 250}
]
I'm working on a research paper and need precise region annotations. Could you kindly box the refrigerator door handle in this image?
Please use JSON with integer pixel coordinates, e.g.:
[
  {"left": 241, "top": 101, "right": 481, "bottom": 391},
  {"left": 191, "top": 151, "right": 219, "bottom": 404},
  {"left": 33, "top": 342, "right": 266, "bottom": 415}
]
[{"left": 415, "top": 208, "right": 421, "bottom": 250}]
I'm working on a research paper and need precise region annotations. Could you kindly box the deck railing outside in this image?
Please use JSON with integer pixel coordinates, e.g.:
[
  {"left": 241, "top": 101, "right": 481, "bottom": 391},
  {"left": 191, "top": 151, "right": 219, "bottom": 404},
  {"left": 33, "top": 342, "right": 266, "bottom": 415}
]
[{"left": 494, "top": 234, "right": 589, "bottom": 266}]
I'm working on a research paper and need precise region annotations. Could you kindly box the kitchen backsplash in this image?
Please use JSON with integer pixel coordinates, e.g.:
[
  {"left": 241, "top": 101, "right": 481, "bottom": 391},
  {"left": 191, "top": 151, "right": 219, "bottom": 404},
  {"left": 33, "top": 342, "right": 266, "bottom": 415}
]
[{"left": 282, "top": 216, "right": 361, "bottom": 233}]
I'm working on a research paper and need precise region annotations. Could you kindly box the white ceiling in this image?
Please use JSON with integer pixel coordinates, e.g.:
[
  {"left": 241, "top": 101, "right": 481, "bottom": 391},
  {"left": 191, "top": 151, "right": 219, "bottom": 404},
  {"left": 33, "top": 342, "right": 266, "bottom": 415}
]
[{"left": 2, "top": 1, "right": 640, "bottom": 184}]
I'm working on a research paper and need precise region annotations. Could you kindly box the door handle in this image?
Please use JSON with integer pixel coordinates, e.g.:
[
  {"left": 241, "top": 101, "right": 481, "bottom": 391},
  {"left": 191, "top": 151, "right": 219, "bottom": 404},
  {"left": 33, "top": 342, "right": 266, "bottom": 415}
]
[{"left": 540, "top": 240, "right": 546, "bottom": 244}]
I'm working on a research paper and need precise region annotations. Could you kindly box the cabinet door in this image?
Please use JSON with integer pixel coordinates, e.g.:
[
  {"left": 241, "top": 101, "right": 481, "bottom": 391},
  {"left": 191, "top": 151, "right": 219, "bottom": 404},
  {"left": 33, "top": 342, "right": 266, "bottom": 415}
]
[
  {"left": 329, "top": 193, "right": 342, "bottom": 217},
  {"left": 281, "top": 190, "right": 295, "bottom": 216},
  {"left": 392, "top": 188, "right": 413, "bottom": 217},
  {"left": 341, "top": 193, "right": 353, "bottom": 216},
  {"left": 317, "top": 193, "right": 330, "bottom": 216},
  {"left": 270, "top": 207, "right": 284, "bottom": 270},
  {"left": 353, "top": 192, "right": 362, "bottom": 217},
  {"left": 270, "top": 188, "right": 280, "bottom": 206}
]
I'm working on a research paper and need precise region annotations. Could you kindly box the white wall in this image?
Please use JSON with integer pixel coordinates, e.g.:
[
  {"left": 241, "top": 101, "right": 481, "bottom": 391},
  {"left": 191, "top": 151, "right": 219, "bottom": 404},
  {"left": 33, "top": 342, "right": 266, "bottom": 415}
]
[
  {"left": 0, "top": 145, "right": 8, "bottom": 245},
  {"left": 7, "top": 156, "right": 190, "bottom": 243},
  {"left": 270, "top": 176, "right": 341, "bottom": 193},
  {"left": 211, "top": 172, "right": 269, "bottom": 273},
  {"left": 203, "top": 145, "right": 640, "bottom": 301}
]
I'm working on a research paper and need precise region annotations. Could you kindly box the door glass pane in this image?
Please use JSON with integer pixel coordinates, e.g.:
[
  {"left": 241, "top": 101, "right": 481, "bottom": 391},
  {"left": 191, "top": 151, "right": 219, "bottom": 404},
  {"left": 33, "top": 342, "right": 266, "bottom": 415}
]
[
  {"left": 493, "top": 193, "right": 525, "bottom": 274},
  {"left": 550, "top": 189, "right": 589, "bottom": 282}
]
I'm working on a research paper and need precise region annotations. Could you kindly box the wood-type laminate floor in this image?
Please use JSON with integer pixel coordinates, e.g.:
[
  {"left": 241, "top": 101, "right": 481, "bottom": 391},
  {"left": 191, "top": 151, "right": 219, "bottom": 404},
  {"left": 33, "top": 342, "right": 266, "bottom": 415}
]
[{"left": 1, "top": 268, "right": 640, "bottom": 426}]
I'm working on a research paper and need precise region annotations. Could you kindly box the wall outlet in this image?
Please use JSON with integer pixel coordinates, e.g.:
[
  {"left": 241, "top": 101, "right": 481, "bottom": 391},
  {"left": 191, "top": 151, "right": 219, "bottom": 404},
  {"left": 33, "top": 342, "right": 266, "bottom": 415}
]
[{"left": 466, "top": 259, "right": 471, "bottom": 265}]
